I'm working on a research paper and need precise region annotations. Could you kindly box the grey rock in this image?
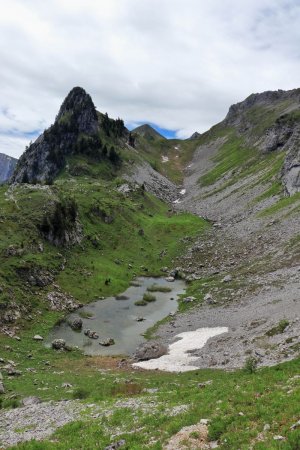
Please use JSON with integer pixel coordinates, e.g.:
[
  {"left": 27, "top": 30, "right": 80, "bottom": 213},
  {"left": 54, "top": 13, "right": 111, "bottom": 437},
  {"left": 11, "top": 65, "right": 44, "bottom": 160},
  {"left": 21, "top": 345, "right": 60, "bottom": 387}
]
[
  {"left": 69, "top": 318, "right": 83, "bottom": 331},
  {"left": 165, "top": 276, "right": 175, "bottom": 282},
  {"left": 99, "top": 338, "right": 115, "bottom": 347},
  {"left": 84, "top": 330, "right": 99, "bottom": 339},
  {"left": 0, "top": 382, "right": 5, "bottom": 394},
  {"left": 104, "top": 439, "right": 126, "bottom": 450},
  {"left": 33, "top": 335, "right": 44, "bottom": 341},
  {"left": 47, "top": 291, "right": 79, "bottom": 312},
  {"left": 182, "top": 296, "right": 196, "bottom": 303},
  {"left": 222, "top": 275, "right": 232, "bottom": 283},
  {"left": 273, "top": 435, "right": 285, "bottom": 441},
  {"left": 134, "top": 342, "right": 168, "bottom": 361},
  {"left": 51, "top": 339, "right": 66, "bottom": 350},
  {"left": 22, "top": 396, "right": 41, "bottom": 406}
]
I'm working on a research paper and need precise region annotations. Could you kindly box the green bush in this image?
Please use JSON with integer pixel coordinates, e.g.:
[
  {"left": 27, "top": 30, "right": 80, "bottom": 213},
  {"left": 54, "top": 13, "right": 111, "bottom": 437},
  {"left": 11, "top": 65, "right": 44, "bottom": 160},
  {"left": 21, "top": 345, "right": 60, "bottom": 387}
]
[
  {"left": 266, "top": 319, "right": 289, "bottom": 337},
  {"left": 147, "top": 284, "right": 172, "bottom": 293},
  {"left": 143, "top": 292, "right": 156, "bottom": 302},
  {"left": 244, "top": 356, "right": 258, "bottom": 374}
]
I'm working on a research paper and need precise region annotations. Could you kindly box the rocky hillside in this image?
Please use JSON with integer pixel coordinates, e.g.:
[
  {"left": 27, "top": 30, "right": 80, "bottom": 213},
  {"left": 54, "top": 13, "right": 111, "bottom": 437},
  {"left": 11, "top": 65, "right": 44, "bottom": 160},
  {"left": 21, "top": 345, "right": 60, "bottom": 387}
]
[
  {"left": 11, "top": 87, "right": 127, "bottom": 184},
  {"left": 0, "top": 153, "right": 17, "bottom": 183},
  {"left": 218, "top": 88, "right": 300, "bottom": 195}
]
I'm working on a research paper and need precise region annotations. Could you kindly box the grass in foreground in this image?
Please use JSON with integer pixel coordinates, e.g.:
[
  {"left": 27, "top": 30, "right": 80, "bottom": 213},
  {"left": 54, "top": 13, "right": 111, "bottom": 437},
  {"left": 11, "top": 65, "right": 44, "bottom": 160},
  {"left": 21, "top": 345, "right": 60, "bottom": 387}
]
[{"left": 1, "top": 324, "right": 299, "bottom": 450}]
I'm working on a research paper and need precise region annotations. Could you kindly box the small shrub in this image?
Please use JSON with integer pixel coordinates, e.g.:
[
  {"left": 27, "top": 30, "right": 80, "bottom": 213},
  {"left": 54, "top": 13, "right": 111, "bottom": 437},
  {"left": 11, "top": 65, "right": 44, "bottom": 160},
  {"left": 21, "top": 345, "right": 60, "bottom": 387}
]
[
  {"left": 147, "top": 284, "right": 172, "bottom": 293},
  {"left": 72, "top": 388, "right": 89, "bottom": 399},
  {"left": 134, "top": 300, "right": 147, "bottom": 306},
  {"left": 266, "top": 319, "right": 289, "bottom": 337},
  {"left": 244, "top": 356, "right": 258, "bottom": 374},
  {"left": 143, "top": 293, "right": 156, "bottom": 302}
]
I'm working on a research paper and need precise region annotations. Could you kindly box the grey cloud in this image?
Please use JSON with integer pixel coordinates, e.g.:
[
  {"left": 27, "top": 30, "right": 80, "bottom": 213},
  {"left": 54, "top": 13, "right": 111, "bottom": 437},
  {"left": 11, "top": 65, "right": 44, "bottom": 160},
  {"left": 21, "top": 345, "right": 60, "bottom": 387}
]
[{"left": 1, "top": 0, "right": 300, "bottom": 157}]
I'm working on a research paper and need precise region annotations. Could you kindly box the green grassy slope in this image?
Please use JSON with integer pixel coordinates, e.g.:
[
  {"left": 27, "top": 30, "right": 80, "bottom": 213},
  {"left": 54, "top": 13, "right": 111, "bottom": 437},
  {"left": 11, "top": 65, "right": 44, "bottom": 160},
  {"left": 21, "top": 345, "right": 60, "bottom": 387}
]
[{"left": 0, "top": 169, "right": 208, "bottom": 327}]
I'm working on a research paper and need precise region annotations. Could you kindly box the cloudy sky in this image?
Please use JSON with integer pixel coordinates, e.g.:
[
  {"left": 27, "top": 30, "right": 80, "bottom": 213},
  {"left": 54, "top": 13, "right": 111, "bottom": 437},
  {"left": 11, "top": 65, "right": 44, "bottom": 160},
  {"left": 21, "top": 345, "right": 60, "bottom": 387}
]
[{"left": 1, "top": 0, "right": 300, "bottom": 158}]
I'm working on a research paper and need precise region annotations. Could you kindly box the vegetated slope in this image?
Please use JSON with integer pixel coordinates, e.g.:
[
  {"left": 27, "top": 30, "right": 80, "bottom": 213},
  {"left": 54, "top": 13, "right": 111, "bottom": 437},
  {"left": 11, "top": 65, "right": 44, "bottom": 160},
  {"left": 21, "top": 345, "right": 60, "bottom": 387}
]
[
  {"left": 128, "top": 132, "right": 200, "bottom": 185},
  {"left": 0, "top": 153, "right": 17, "bottom": 183},
  {"left": 1, "top": 86, "right": 208, "bottom": 332},
  {"left": 152, "top": 88, "right": 300, "bottom": 372}
]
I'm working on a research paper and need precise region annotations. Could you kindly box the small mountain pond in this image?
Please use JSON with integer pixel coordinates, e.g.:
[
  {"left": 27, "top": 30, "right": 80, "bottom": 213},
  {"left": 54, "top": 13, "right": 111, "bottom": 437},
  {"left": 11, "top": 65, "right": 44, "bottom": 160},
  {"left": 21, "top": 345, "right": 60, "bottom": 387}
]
[{"left": 47, "top": 277, "right": 186, "bottom": 356}]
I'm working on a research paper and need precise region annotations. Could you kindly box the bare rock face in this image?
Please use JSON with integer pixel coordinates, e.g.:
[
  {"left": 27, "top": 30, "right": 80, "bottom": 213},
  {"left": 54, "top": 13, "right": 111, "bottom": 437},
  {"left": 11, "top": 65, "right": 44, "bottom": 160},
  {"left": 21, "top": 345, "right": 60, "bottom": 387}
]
[
  {"left": 11, "top": 87, "right": 99, "bottom": 184},
  {"left": 223, "top": 88, "right": 300, "bottom": 196},
  {"left": 0, "top": 153, "right": 17, "bottom": 184}
]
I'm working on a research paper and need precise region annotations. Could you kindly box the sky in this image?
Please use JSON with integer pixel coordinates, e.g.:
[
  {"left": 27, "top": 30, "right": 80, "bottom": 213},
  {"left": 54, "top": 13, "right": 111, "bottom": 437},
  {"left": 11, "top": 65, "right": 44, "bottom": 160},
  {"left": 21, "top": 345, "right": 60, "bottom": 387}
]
[{"left": 1, "top": 0, "right": 300, "bottom": 158}]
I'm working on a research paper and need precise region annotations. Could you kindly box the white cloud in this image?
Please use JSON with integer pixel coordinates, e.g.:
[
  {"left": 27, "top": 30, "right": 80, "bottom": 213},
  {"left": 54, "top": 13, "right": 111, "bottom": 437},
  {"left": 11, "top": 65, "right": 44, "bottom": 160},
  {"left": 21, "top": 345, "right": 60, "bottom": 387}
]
[{"left": 1, "top": 0, "right": 300, "bottom": 157}]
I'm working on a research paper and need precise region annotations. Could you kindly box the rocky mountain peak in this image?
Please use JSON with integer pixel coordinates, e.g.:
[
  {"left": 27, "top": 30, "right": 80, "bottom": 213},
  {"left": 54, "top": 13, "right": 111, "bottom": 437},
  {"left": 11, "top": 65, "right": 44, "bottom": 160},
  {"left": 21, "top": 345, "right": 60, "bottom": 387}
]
[
  {"left": 56, "top": 87, "right": 98, "bottom": 135},
  {"left": 11, "top": 87, "right": 105, "bottom": 184},
  {"left": 132, "top": 124, "right": 166, "bottom": 141},
  {"left": 189, "top": 132, "right": 201, "bottom": 140}
]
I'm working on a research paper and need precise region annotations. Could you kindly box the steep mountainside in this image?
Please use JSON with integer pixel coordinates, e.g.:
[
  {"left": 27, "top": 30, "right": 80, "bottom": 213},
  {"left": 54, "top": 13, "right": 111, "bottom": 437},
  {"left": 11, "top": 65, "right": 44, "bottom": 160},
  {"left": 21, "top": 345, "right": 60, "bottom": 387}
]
[
  {"left": 0, "top": 153, "right": 17, "bottom": 183},
  {"left": 11, "top": 87, "right": 127, "bottom": 184}
]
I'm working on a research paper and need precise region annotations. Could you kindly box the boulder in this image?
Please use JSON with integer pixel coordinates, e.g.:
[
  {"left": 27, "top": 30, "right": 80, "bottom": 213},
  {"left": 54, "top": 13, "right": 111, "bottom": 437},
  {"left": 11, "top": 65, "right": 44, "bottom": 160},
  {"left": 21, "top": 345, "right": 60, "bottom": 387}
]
[
  {"left": 134, "top": 342, "right": 168, "bottom": 361},
  {"left": 222, "top": 275, "right": 232, "bottom": 283},
  {"left": 33, "top": 335, "right": 44, "bottom": 341},
  {"left": 165, "top": 276, "right": 175, "bottom": 282},
  {"left": 69, "top": 318, "right": 83, "bottom": 331},
  {"left": 0, "top": 382, "right": 5, "bottom": 394},
  {"left": 22, "top": 396, "right": 41, "bottom": 406},
  {"left": 182, "top": 296, "right": 195, "bottom": 303},
  {"left": 84, "top": 329, "right": 99, "bottom": 339},
  {"left": 51, "top": 339, "right": 66, "bottom": 350},
  {"left": 99, "top": 338, "right": 115, "bottom": 346}
]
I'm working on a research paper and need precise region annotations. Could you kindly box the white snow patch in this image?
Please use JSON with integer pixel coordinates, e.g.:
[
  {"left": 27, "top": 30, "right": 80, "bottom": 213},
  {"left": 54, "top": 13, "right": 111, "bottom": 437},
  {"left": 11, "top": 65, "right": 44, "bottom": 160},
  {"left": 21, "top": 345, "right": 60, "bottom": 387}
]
[
  {"left": 133, "top": 327, "right": 228, "bottom": 372},
  {"left": 174, "top": 146, "right": 179, "bottom": 150},
  {"left": 161, "top": 155, "right": 169, "bottom": 163},
  {"left": 180, "top": 189, "right": 186, "bottom": 195},
  {"left": 173, "top": 199, "right": 181, "bottom": 204}
]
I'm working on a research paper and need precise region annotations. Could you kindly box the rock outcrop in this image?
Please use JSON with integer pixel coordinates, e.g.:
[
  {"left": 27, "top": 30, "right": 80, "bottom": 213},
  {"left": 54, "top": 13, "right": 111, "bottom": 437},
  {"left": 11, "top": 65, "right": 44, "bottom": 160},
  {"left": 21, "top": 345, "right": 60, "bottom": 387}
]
[
  {"left": 0, "top": 153, "right": 17, "bottom": 183},
  {"left": 11, "top": 87, "right": 102, "bottom": 184},
  {"left": 222, "top": 88, "right": 300, "bottom": 195}
]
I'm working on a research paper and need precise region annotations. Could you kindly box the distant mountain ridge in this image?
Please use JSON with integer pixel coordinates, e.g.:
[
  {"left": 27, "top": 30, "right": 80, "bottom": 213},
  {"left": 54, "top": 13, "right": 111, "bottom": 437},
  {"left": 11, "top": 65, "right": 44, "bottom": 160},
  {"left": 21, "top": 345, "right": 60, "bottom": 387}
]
[
  {"left": 189, "top": 132, "right": 201, "bottom": 140},
  {"left": 132, "top": 124, "right": 166, "bottom": 141},
  {"left": 0, "top": 153, "right": 17, "bottom": 183}
]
